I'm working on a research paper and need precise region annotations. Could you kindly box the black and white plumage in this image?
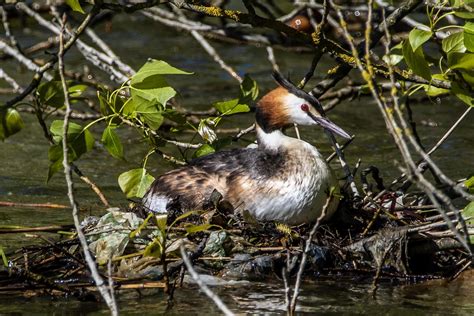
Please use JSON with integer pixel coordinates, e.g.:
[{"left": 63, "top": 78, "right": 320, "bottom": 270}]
[{"left": 142, "top": 74, "right": 350, "bottom": 224}]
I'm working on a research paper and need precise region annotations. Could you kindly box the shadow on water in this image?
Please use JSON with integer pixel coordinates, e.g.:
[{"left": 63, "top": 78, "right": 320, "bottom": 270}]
[{"left": 1, "top": 13, "right": 474, "bottom": 315}]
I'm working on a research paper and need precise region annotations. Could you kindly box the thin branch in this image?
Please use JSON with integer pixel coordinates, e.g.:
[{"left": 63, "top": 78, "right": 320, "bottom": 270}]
[
  {"left": 180, "top": 246, "right": 234, "bottom": 316},
  {"left": 171, "top": 6, "right": 242, "bottom": 83},
  {"left": 266, "top": 46, "right": 280, "bottom": 72},
  {"left": 58, "top": 15, "right": 118, "bottom": 315},
  {"left": 311, "top": 0, "right": 423, "bottom": 97},
  {"left": 288, "top": 195, "right": 334, "bottom": 315},
  {"left": 3, "top": 3, "right": 97, "bottom": 109},
  {"left": 0, "top": 68, "right": 22, "bottom": 92}
]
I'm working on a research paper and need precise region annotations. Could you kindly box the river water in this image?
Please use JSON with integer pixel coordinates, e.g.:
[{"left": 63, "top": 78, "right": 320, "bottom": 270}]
[{"left": 1, "top": 12, "right": 473, "bottom": 315}]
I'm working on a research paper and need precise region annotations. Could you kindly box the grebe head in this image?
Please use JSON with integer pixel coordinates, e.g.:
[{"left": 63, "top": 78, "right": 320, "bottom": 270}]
[{"left": 256, "top": 73, "right": 350, "bottom": 139}]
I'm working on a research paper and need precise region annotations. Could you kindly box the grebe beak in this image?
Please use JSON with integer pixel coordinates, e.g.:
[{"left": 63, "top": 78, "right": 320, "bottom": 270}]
[
  {"left": 306, "top": 111, "right": 351, "bottom": 139},
  {"left": 271, "top": 71, "right": 351, "bottom": 139}
]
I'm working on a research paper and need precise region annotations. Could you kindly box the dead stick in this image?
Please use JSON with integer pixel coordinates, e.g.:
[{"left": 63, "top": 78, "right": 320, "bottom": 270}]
[
  {"left": 0, "top": 201, "right": 68, "bottom": 209},
  {"left": 0, "top": 225, "right": 74, "bottom": 233}
]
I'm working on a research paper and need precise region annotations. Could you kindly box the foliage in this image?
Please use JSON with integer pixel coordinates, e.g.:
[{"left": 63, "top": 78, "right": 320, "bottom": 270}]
[
  {"left": 0, "top": 108, "right": 24, "bottom": 141},
  {"left": 92, "top": 60, "right": 258, "bottom": 195},
  {"left": 391, "top": 2, "right": 474, "bottom": 105}
]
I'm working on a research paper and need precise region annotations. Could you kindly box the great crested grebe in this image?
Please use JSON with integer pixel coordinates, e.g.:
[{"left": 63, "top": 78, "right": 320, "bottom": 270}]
[{"left": 142, "top": 73, "right": 350, "bottom": 225}]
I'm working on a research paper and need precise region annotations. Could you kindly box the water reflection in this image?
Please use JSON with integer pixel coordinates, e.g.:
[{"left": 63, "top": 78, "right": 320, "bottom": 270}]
[{"left": 1, "top": 277, "right": 473, "bottom": 314}]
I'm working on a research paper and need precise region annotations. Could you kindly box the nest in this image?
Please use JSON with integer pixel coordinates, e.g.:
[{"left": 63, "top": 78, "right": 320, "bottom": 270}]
[{"left": 1, "top": 185, "right": 472, "bottom": 299}]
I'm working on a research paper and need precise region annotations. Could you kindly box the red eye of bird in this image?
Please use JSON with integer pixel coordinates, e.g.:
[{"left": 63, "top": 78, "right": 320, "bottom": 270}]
[{"left": 301, "top": 104, "right": 309, "bottom": 112}]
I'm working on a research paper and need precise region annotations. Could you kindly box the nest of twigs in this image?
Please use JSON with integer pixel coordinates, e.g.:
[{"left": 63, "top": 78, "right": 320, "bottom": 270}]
[{"left": 1, "top": 179, "right": 472, "bottom": 300}]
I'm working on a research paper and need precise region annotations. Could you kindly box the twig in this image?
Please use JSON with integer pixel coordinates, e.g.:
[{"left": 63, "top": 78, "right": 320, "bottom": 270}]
[
  {"left": 3, "top": 3, "right": 97, "bottom": 109},
  {"left": 233, "top": 124, "right": 255, "bottom": 140},
  {"left": 18, "top": 3, "right": 128, "bottom": 84},
  {"left": 326, "top": 135, "right": 355, "bottom": 163},
  {"left": 0, "top": 225, "right": 74, "bottom": 234},
  {"left": 0, "top": 6, "right": 17, "bottom": 48},
  {"left": 180, "top": 245, "right": 234, "bottom": 316},
  {"left": 0, "top": 39, "right": 53, "bottom": 81},
  {"left": 72, "top": 165, "right": 111, "bottom": 207},
  {"left": 85, "top": 27, "right": 135, "bottom": 76},
  {"left": 57, "top": 15, "right": 118, "bottom": 315},
  {"left": 0, "top": 68, "right": 22, "bottom": 92},
  {"left": 311, "top": 0, "right": 423, "bottom": 97},
  {"left": 288, "top": 195, "right": 334, "bottom": 315},
  {"left": 172, "top": 8, "right": 242, "bottom": 83},
  {"left": 266, "top": 46, "right": 280, "bottom": 72},
  {"left": 0, "top": 201, "right": 68, "bottom": 209},
  {"left": 108, "top": 257, "right": 118, "bottom": 311}
]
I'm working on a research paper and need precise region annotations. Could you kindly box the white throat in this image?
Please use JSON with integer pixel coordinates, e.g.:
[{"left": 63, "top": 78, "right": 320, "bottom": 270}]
[
  {"left": 256, "top": 125, "right": 286, "bottom": 151},
  {"left": 256, "top": 124, "right": 317, "bottom": 154}
]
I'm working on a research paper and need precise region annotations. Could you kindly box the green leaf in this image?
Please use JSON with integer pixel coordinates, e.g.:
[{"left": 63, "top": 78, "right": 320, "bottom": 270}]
[
  {"left": 136, "top": 99, "right": 164, "bottom": 130},
  {"left": 451, "top": 0, "right": 474, "bottom": 19},
  {"left": 464, "top": 22, "right": 474, "bottom": 52},
  {"left": 47, "top": 145, "right": 63, "bottom": 182},
  {"left": 101, "top": 126, "right": 124, "bottom": 160},
  {"left": 0, "top": 246, "right": 8, "bottom": 267},
  {"left": 3, "top": 108, "right": 24, "bottom": 138},
  {"left": 461, "top": 70, "right": 474, "bottom": 86},
  {"left": 69, "top": 84, "right": 88, "bottom": 99},
  {"left": 0, "top": 108, "right": 24, "bottom": 141},
  {"left": 131, "top": 75, "right": 176, "bottom": 106},
  {"left": 121, "top": 98, "right": 136, "bottom": 117},
  {"left": 214, "top": 98, "right": 250, "bottom": 115},
  {"left": 130, "top": 60, "right": 191, "bottom": 108},
  {"left": 239, "top": 74, "right": 259, "bottom": 101},
  {"left": 465, "top": 176, "right": 474, "bottom": 193},
  {"left": 50, "top": 121, "right": 94, "bottom": 149},
  {"left": 97, "top": 90, "right": 111, "bottom": 116},
  {"left": 118, "top": 168, "right": 155, "bottom": 198},
  {"left": 423, "top": 85, "right": 450, "bottom": 97},
  {"left": 463, "top": 201, "right": 474, "bottom": 225},
  {"left": 422, "top": 74, "right": 451, "bottom": 97},
  {"left": 184, "top": 223, "right": 215, "bottom": 234},
  {"left": 447, "top": 52, "right": 474, "bottom": 70},
  {"left": 409, "top": 29, "right": 432, "bottom": 51},
  {"left": 442, "top": 32, "right": 466, "bottom": 53},
  {"left": 442, "top": 31, "right": 466, "bottom": 53},
  {"left": 169, "top": 210, "right": 200, "bottom": 229},
  {"left": 131, "top": 60, "right": 192, "bottom": 85},
  {"left": 451, "top": 82, "right": 474, "bottom": 106},
  {"left": 50, "top": 120, "right": 81, "bottom": 140},
  {"left": 143, "top": 237, "right": 164, "bottom": 258},
  {"left": 66, "top": 0, "right": 85, "bottom": 13},
  {"left": 71, "top": 130, "right": 94, "bottom": 159},
  {"left": 383, "top": 54, "right": 404, "bottom": 66},
  {"left": 37, "top": 81, "right": 63, "bottom": 108},
  {"left": 142, "top": 110, "right": 163, "bottom": 131},
  {"left": 130, "top": 213, "right": 154, "bottom": 239},
  {"left": 37, "top": 81, "right": 87, "bottom": 108},
  {"left": 156, "top": 214, "right": 168, "bottom": 233},
  {"left": 194, "top": 144, "right": 215, "bottom": 158},
  {"left": 49, "top": 120, "right": 94, "bottom": 161},
  {"left": 402, "top": 40, "right": 431, "bottom": 80}
]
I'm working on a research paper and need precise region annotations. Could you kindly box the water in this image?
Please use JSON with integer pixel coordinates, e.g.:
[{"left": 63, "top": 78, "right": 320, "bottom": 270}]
[
  {"left": 1, "top": 12, "right": 474, "bottom": 315},
  {"left": 1, "top": 276, "right": 474, "bottom": 314}
]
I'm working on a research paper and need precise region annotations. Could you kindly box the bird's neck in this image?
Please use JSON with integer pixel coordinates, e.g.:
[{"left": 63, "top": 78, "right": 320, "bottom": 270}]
[{"left": 256, "top": 123, "right": 317, "bottom": 154}]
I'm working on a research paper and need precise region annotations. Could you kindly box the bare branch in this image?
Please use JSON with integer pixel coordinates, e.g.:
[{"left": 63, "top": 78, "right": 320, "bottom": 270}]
[
  {"left": 58, "top": 14, "right": 118, "bottom": 315},
  {"left": 180, "top": 245, "right": 234, "bottom": 316}
]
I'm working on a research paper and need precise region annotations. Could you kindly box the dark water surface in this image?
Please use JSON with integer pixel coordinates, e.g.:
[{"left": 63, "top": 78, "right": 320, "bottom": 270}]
[
  {"left": 1, "top": 13, "right": 474, "bottom": 315},
  {"left": 1, "top": 276, "right": 474, "bottom": 315}
]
